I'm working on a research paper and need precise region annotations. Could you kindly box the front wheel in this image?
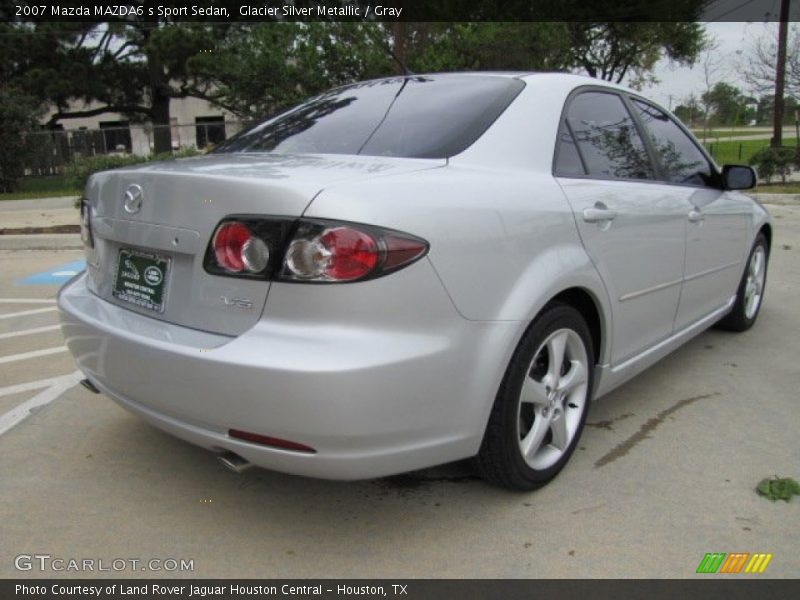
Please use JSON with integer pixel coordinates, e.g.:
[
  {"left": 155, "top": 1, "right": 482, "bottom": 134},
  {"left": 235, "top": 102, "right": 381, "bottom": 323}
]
[
  {"left": 716, "top": 233, "right": 768, "bottom": 332},
  {"left": 477, "top": 303, "right": 594, "bottom": 491}
]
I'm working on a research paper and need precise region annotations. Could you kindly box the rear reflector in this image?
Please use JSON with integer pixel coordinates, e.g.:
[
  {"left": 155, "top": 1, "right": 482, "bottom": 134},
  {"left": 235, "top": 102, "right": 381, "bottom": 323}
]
[{"left": 228, "top": 429, "right": 316, "bottom": 454}]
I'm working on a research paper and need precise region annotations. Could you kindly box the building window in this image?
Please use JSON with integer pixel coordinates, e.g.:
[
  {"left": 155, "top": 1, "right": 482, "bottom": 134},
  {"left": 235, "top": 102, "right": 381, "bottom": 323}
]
[
  {"left": 196, "top": 116, "right": 226, "bottom": 148},
  {"left": 99, "top": 121, "right": 132, "bottom": 153}
]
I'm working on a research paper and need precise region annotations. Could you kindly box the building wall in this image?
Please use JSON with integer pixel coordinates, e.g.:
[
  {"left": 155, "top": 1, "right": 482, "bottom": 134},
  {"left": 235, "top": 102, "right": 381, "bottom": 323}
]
[{"left": 41, "top": 96, "right": 243, "bottom": 156}]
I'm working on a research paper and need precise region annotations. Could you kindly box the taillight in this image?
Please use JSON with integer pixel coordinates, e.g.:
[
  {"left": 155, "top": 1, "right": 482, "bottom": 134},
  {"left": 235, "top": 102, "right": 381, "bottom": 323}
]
[
  {"left": 212, "top": 222, "right": 270, "bottom": 274},
  {"left": 205, "top": 217, "right": 428, "bottom": 283},
  {"left": 281, "top": 220, "right": 428, "bottom": 283},
  {"left": 79, "top": 199, "right": 93, "bottom": 248}
]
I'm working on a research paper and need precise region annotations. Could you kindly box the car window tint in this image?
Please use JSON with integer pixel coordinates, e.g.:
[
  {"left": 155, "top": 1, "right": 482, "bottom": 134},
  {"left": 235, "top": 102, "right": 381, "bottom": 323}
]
[
  {"left": 631, "top": 99, "right": 714, "bottom": 186},
  {"left": 565, "top": 92, "right": 654, "bottom": 180},
  {"left": 554, "top": 124, "right": 586, "bottom": 176},
  {"left": 214, "top": 76, "right": 525, "bottom": 159}
]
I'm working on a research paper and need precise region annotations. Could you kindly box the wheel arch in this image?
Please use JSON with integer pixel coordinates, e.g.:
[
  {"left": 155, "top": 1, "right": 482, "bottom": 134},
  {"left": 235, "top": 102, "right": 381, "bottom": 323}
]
[
  {"left": 547, "top": 287, "right": 605, "bottom": 367},
  {"left": 759, "top": 222, "right": 772, "bottom": 254}
]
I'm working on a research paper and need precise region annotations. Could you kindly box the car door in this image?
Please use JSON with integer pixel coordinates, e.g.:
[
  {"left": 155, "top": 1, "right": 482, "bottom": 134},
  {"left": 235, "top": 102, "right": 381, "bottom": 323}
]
[
  {"left": 554, "top": 90, "right": 687, "bottom": 365},
  {"left": 628, "top": 99, "right": 750, "bottom": 331}
]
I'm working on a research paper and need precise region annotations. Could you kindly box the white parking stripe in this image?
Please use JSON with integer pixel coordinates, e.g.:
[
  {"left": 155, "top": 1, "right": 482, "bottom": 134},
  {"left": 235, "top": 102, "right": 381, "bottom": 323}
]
[
  {"left": 0, "top": 346, "right": 67, "bottom": 365},
  {"left": 0, "top": 371, "right": 82, "bottom": 437},
  {"left": 0, "top": 299, "right": 56, "bottom": 304},
  {"left": 0, "top": 325, "right": 61, "bottom": 340},
  {"left": 0, "top": 307, "right": 58, "bottom": 319},
  {"left": 0, "top": 373, "right": 82, "bottom": 398}
]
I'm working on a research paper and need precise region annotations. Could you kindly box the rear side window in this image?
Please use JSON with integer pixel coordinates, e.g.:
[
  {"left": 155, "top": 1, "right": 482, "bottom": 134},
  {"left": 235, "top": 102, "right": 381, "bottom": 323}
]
[
  {"left": 214, "top": 76, "right": 525, "bottom": 159},
  {"left": 631, "top": 99, "right": 714, "bottom": 187},
  {"left": 561, "top": 92, "right": 655, "bottom": 181}
]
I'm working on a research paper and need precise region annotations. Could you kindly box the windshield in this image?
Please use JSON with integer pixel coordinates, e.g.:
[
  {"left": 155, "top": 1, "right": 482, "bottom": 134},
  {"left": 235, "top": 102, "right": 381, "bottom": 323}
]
[{"left": 213, "top": 75, "right": 525, "bottom": 159}]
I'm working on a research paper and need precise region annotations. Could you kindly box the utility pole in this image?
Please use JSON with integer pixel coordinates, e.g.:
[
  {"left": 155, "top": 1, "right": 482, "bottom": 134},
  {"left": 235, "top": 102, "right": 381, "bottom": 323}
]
[{"left": 771, "top": 0, "right": 790, "bottom": 148}]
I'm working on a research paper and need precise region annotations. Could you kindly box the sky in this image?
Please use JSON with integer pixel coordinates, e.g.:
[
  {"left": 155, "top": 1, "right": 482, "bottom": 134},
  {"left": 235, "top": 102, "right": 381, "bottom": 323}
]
[{"left": 644, "top": 21, "right": 787, "bottom": 110}]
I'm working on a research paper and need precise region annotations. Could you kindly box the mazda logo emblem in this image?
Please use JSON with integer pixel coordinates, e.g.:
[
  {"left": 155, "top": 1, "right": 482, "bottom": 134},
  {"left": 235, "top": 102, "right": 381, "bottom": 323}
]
[{"left": 123, "top": 184, "right": 144, "bottom": 214}]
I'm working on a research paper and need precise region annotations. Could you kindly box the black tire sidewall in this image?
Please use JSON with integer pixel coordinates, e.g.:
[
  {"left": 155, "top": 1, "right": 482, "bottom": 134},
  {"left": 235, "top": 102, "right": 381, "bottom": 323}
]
[{"left": 500, "top": 304, "right": 595, "bottom": 487}]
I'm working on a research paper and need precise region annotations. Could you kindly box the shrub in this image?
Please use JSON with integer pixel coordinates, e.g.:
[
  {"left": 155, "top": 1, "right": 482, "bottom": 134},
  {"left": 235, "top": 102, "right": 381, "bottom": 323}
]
[
  {"left": 66, "top": 147, "right": 202, "bottom": 203},
  {"left": 748, "top": 146, "right": 795, "bottom": 185}
]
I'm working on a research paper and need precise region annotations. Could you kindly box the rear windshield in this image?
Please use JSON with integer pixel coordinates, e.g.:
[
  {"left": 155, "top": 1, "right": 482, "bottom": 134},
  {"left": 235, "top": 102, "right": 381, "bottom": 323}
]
[{"left": 213, "top": 76, "right": 525, "bottom": 159}]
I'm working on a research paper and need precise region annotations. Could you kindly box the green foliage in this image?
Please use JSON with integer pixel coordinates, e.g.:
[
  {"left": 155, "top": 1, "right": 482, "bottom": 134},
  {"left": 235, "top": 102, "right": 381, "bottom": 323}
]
[
  {"left": 565, "top": 22, "right": 707, "bottom": 86},
  {"left": 756, "top": 476, "right": 800, "bottom": 502},
  {"left": 187, "top": 22, "right": 391, "bottom": 120},
  {"left": 65, "top": 148, "right": 201, "bottom": 198},
  {"left": 408, "top": 23, "right": 572, "bottom": 73},
  {"left": 701, "top": 82, "right": 754, "bottom": 127},
  {"left": 0, "top": 86, "right": 43, "bottom": 193},
  {"left": 748, "top": 146, "right": 797, "bottom": 184}
]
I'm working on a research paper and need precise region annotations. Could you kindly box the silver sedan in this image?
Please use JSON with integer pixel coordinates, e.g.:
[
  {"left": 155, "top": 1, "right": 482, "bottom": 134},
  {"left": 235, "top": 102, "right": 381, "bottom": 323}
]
[{"left": 58, "top": 73, "right": 771, "bottom": 490}]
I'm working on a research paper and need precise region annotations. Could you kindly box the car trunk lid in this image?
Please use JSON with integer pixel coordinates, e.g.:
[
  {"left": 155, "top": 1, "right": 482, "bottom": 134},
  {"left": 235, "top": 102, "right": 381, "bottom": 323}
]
[{"left": 83, "top": 153, "right": 443, "bottom": 336}]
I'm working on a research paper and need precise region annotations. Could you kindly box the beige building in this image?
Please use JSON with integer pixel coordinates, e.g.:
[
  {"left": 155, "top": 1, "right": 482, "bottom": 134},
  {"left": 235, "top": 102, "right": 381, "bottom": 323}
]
[{"left": 41, "top": 96, "right": 244, "bottom": 156}]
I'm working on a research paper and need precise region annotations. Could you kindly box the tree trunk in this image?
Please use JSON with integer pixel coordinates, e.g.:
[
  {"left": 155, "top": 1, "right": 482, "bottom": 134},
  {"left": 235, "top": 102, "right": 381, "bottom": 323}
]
[
  {"left": 150, "top": 91, "right": 172, "bottom": 155},
  {"left": 772, "top": 0, "right": 790, "bottom": 148}
]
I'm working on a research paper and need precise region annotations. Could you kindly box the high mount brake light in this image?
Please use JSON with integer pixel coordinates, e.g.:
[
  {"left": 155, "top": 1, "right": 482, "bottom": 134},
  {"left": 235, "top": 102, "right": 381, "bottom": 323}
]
[{"left": 206, "top": 218, "right": 428, "bottom": 283}]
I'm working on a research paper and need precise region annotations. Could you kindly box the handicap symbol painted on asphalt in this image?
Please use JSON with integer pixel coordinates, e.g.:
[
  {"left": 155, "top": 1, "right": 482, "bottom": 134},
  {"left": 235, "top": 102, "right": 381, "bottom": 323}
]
[{"left": 17, "top": 260, "right": 87, "bottom": 285}]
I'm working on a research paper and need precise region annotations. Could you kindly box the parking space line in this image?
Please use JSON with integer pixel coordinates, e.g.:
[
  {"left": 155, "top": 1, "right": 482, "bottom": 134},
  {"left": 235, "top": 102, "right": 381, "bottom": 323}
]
[
  {"left": 0, "top": 346, "right": 67, "bottom": 365},
  {"left": 0, "top": 307, "right": 58, "bottom": 319},
  {"left": 0, "top": 299, "right": 57, "bottom": 304},
  {"left": 0, "top": 371, "right": 82, "bottom": 437},
  {"left": 0, "top": 373, "right": 83, "bottom": 398},
  {"left": 0, "top": 325, "right": 61, "bottom": 340}
]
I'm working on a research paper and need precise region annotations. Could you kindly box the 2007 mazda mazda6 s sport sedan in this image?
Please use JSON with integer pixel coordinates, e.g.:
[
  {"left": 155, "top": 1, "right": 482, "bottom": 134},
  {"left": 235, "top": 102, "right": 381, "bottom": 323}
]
[{"left": 58, "top": 73, "right": 771, "bottom": 490}]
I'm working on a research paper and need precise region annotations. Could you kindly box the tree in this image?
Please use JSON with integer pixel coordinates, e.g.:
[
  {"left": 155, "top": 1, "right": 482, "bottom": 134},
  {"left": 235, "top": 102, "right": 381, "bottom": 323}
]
[
  {"left": 744, "top": 24, "right": 800, "bottom": 98},
  {"left": 3, "top": 1, "right": 236, "bottom": 153},
  {"left": 406, "top": 23, "right": 573, "bottom": 73},
  {"left": 186, "top": 22, "right": 392, "bottom": 120},
  {"left": 701, "top": 82, "right": 748, "bottom": 127},
  {"left": 0, "top": 86, "right": 41, "bottom": 192},
  {"left": 564, "top": 22, "right": 707, "bottom": 87},
  {"left": 674, "top": 94, "right": 702, "bottom": 128}
]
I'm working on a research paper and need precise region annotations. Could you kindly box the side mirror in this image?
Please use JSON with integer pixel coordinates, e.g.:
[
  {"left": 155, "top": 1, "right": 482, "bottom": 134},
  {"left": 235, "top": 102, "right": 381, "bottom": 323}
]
[{"left": 722, "top": 165, "right": 756, "bottom": 190}]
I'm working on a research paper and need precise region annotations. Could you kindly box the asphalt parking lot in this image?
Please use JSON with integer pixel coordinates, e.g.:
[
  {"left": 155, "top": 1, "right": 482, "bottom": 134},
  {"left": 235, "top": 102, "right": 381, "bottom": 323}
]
[{"left": 1, "top": 204, "right": 798, "bottom": 579}]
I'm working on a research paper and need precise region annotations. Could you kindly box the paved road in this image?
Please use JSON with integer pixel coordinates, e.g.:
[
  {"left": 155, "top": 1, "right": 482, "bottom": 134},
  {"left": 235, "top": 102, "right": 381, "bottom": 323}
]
[{"left": 0, "top": 205, "right": 798, "bottom": 579}]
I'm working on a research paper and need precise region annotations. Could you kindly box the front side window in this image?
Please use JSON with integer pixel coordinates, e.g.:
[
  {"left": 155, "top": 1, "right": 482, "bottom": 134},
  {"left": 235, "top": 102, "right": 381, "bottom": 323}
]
[
  {"left": 563, "top": 92, "right": 654, "bottom": 181},
  {"left": 631, "top": 99, "right": 714, "bottom": 187}
]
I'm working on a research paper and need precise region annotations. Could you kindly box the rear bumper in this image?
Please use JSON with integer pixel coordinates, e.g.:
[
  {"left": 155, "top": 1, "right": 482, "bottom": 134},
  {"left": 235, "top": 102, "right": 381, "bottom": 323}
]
[{"left": 58, "top": 271, "right": 520, "bottom": 480}]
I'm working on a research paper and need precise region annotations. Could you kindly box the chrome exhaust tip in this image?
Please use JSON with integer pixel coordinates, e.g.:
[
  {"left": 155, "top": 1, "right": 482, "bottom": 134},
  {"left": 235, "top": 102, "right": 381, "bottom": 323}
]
[
  {"left": 80, "top": 378, "right": 100, "bottom": 394},
  {"left": 216, "top": 450, "right": 252, "bottom": 474}
]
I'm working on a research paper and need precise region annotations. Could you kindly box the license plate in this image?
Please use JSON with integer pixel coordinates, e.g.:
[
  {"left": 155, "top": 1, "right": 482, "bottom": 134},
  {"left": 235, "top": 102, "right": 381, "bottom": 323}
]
[{"left": 112, "top": 248, "right": 170, "bottom": 313}]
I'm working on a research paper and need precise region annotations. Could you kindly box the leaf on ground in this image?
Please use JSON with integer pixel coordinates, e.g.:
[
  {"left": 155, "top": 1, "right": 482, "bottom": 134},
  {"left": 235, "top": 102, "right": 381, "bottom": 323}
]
[{"left": 756, "top": 476, "right": 800, "bottom": 502}]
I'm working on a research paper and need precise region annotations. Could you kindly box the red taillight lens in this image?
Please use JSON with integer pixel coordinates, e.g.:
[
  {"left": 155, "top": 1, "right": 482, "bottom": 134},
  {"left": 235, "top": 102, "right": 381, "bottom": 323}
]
[
  {"left": 320, "top": 227, "right": 379, "bottom": 280},
  {"left": 212, "top": 222, "right": 270, "bottom": 274}
]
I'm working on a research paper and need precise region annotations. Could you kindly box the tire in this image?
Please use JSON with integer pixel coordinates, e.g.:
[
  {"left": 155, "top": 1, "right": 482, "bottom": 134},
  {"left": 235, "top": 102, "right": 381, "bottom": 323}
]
[
  {"left": 716, "top": 233, "right": 769, "bottom": 332},
  {"left": 477, "top": 303, "right": 594, "bottom": 491}
]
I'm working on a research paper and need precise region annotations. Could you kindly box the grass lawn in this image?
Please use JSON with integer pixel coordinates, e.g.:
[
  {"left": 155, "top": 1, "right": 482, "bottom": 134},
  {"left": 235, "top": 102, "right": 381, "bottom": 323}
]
[
  {"left": 0, "top": 175, "right": 79, "bottom": 201},
  {"left": 753, "top": 182, "right": 800, "bottom": 194},
  {"left": 704, "top": 138, "right": 798, "bottom": 165},
  {"left": 692, "top": 129, "right": 769, "bottom": 139}
]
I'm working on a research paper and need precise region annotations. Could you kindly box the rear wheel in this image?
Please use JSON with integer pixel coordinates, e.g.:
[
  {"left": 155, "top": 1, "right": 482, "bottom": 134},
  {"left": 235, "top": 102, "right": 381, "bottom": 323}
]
[
  {"left": 478, "top": 303, "right": 594, "bottom": 490},
  {"left": 717, "top": 233, "right": 768, "bottom": 332}
]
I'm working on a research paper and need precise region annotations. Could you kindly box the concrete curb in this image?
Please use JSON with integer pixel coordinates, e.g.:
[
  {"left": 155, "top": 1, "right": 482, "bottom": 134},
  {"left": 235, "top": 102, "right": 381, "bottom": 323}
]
[{"left": 0, "top": 234, "right": 82, "bottom": 251}]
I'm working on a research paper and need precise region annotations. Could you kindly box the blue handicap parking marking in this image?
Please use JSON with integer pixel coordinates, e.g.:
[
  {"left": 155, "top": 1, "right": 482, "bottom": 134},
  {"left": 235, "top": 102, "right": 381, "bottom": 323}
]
[{"left": 17, "top": 259, "right": 87, "bottom": 285}]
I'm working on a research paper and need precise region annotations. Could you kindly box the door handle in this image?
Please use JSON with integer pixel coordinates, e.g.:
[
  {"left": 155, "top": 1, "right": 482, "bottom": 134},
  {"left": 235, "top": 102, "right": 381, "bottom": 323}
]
[
  {"left": 688, "top": 209, "right": 705, "bottom": 223},
  {"left": 583, "top": 207, "right": 617, "bottom": 223}
]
